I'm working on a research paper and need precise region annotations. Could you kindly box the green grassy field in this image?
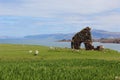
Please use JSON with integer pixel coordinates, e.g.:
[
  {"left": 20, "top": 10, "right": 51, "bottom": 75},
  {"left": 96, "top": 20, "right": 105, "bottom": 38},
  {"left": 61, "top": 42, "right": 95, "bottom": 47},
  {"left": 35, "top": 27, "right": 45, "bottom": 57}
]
[{"left": 0, "top": 44, "right": 120, "bottom": 80}]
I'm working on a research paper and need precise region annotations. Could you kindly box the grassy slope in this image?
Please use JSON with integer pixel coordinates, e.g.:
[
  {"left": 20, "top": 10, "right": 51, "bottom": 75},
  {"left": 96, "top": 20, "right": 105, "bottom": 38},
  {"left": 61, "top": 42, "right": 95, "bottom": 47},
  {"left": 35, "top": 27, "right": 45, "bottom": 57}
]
[{"left": 0, "top": 44, "right": 120, "bottom": 80}]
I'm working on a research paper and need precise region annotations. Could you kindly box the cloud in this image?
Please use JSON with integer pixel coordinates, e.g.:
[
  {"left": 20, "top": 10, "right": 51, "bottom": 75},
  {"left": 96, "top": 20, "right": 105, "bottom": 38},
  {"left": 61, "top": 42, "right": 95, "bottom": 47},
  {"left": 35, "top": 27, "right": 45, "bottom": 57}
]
[
  {"left": 96, "top": 13, "right": 120, "bottom": 26},
  {"left": 0, "top": 0, "right": 120, "bottom": 16},
  {"left": 88, "top": 12, "right": 120, "bottom": 31},
  {"left": 0, "top": 0, "right": 120, "bottom": 36}
]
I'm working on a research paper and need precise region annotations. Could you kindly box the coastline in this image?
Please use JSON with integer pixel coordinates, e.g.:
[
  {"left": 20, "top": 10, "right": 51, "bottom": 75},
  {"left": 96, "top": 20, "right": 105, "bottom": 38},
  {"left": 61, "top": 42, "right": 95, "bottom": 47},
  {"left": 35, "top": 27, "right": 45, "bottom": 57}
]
[{"left": 57, "top": 39, "right": 120, "bottom": 44}]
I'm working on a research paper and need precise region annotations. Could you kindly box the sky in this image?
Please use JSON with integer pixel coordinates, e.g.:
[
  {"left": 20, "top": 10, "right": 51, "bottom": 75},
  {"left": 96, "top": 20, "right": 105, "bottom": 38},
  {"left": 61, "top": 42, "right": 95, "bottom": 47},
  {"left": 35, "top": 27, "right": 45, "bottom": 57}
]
[{"left": 0, "top": 0, "right": 120, "bottom": 37}]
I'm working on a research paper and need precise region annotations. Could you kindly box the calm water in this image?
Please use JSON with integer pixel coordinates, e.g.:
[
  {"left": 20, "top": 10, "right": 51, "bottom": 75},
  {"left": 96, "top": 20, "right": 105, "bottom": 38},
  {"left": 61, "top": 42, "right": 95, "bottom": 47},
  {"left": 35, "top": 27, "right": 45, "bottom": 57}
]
[{"left": 0, "top": 39, "right": 120, "bottom": 52}]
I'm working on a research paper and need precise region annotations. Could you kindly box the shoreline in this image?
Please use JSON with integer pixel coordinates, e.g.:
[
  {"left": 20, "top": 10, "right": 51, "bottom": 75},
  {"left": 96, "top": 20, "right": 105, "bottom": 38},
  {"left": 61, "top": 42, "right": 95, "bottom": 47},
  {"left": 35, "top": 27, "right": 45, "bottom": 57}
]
[{"left": 57, "top": 39, "right": 120, "bottom": 44}]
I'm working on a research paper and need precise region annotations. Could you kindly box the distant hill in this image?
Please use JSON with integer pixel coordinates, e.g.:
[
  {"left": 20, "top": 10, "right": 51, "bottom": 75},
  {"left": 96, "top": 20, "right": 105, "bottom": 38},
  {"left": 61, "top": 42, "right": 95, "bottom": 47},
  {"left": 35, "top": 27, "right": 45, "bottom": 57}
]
[
  {"left": 0, "top": 36, "right": 22, "bottom": 39},
  {"left": 91, "top": 29, "right": 120, "bottom": 39},
  {"left": 24, "top": 29, "right": 120, "bottom": 40},
  {"left": 0, "top": 36, "right": 10, "bottom": 39}
]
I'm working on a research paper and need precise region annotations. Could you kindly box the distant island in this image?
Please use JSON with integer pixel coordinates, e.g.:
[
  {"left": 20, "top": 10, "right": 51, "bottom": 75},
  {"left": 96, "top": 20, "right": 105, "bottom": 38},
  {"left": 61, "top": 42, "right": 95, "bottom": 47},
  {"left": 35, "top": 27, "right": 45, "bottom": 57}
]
[
  {"left": 24, "top": 29, "right": 120, "bottom": 40},
  {"left": 2, "top": 29, "right": 119, "bottom": 44},
  {"left": 57, "top": 38, "right": 120, "bottom": 44},
  {"left": 57, "top": 39, "right": 71, "bottom": 42},
  {"left": 98, "top": 38, "right": 120, "bottom": 44}
]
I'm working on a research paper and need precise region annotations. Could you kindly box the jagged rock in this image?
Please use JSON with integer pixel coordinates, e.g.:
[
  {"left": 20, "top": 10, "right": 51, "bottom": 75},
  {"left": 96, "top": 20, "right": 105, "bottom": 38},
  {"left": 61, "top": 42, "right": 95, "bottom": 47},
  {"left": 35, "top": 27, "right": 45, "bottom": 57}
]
[
  {"left": 94, "top": 45, "right": 104, "bottom": 51},
  {"left": 71, "top": 27, "right": 93, "bottom": 50}
]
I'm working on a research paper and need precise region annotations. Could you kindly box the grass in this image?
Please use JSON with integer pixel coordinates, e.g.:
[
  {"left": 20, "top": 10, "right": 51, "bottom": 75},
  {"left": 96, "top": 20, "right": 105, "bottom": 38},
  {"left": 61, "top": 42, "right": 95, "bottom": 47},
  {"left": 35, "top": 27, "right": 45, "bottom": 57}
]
[{"left": 0, "top": 44, "right": 120, "bottom": 80}]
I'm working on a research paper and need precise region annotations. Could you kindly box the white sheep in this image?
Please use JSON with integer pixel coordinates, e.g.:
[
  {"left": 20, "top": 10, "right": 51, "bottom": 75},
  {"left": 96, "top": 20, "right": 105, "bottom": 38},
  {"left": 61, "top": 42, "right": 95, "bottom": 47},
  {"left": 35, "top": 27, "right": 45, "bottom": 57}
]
[
  {"left": 29, "top": 50, "right": 33, "bottom": 53},
  {"left": 76, "top": 50, "right": 80, "bottom": 52},
  {"left": 115, "top": 76, "right": 120, "bottom": 80},
  {"left": 49, "top": 46, "right": 55, "bottom": 50},
  {"left": 34, "top": 50, "right": 39, "bottom": 56}
]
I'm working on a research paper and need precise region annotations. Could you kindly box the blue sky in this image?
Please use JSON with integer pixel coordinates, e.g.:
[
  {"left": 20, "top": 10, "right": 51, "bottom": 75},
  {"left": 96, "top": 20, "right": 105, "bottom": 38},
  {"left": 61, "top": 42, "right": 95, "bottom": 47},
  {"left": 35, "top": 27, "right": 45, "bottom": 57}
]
[{"left": 0, "top": 0, "right": 120, "bottom": 37}]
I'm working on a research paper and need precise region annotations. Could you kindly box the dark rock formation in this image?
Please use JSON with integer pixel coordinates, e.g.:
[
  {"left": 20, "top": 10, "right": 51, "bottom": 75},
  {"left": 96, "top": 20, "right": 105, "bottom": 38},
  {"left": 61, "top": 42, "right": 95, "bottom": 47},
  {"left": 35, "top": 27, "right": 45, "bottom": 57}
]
[{"left": 71, "top": 27, "right": 94, "bottom": 50}]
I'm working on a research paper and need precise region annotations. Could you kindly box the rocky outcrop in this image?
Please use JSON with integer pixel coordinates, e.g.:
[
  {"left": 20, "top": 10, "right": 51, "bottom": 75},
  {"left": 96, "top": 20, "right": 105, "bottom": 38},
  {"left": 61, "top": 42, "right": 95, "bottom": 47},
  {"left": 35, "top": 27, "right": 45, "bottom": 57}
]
[
  {"left": 71, "top": 27, "right": 94, "bottom": 50},
  {"left": 71, "top": 27, "right": 104, "bottom": 51}
]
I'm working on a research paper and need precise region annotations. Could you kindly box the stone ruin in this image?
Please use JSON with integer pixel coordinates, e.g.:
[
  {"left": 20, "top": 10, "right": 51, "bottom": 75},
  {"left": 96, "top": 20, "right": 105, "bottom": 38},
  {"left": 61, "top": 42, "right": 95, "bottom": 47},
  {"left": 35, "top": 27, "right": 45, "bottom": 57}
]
[{"left": 71, "top": 27, "right": 104, "bottom": 50}]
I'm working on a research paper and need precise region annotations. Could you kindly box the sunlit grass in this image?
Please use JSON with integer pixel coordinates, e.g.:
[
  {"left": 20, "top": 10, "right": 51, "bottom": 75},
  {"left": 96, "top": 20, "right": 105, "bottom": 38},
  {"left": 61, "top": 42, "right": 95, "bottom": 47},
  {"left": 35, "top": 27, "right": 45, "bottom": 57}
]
[{"left": 0, "top": 44, "right": 120, "bottom": 80}]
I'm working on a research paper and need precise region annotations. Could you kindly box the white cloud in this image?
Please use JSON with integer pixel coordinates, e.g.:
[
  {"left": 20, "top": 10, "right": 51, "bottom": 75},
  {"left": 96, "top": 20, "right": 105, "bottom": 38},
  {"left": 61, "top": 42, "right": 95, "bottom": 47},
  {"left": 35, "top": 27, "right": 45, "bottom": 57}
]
[
  {"left": 97, "top": 13, "right": 120, "bottom": 25},
  {"left": 0, "top": 0, "right": 120, "bottom": 36},
  {"left": 0, "top": 0, "right": 120, "bottom": 17}
]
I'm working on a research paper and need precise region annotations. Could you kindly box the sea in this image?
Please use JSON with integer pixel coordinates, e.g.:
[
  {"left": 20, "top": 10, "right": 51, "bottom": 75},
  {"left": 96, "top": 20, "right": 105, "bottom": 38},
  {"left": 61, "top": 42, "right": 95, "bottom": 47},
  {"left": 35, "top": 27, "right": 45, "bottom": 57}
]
[{"left": 0, "top": 38, "right": 120, "bottom": 52}]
